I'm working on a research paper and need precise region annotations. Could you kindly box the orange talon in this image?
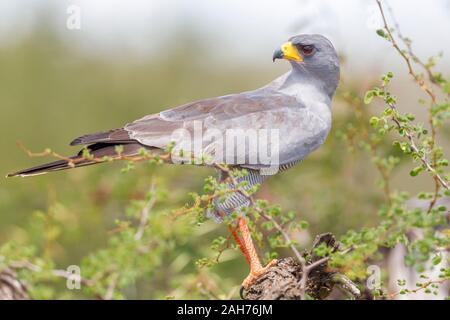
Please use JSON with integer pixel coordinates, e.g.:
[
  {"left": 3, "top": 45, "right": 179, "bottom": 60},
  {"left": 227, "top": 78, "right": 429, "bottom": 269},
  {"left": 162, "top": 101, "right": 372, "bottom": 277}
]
[
  {"left": 242, "top": 259, "right": 278, "bottom": 289},
  {"left": 229, "top": 217, "right": 278, "bottom": 289}
]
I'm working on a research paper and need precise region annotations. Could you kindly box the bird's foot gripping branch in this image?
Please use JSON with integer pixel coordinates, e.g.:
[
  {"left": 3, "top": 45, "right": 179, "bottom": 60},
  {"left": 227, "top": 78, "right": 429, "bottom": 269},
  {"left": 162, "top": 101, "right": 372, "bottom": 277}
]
[
  {"left": 4, "top": 141, "right": 362, "bottom": 300},
  {"left": 5, "top": 113, "right": 450, "bottom": 300},
  {"left": 174, "top": 166, "right": 365, "bottom": 300},
  {"left": 3, "top": 0, "right": 450, "bottom": 300},
  {"left": 243, "top": 233, "right": 360, "bottom": 300}
]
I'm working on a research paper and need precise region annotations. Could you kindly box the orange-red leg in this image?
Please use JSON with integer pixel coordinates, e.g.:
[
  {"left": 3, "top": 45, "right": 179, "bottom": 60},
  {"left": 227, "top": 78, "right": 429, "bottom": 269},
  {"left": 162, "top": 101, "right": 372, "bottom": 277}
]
[
  {"left": 228, "top": 223, "right": 251, "bottom": 265},
  {"left": 229, "top": 217, "right": 277, "bottom": 288}
]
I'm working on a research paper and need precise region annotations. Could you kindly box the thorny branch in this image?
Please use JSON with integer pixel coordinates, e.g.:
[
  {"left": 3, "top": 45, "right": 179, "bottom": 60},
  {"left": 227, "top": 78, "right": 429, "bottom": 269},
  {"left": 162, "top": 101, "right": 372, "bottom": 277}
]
[
  {"left": 6, "top": 260, "right": 95, "bottom": 287},
  {"left": 16, "top": 141, "right": 171, "bottom": 169},
  {"left": 384, "top": 2, "right": 443, "bottom": 212},
  {"left": 377, "top": 0, "right": 442, "bottom": 213},
  {"left": 212, "top": 164, "right": 358, "bottom": 299},
  {"left": 385, "top": 2, "right": 444, "bottom": 89},
  {"left": 384, "top": 101, "right": 450, "bottom": 191},
  {"left": 376, "top": 0, "right": 437, "bottom": 104},
  {"left": 4, "top": 258, "right": 128, "bottom": 300},
  {"left": 383, "top": 1, "right": 447, "bottom": 213},
  {"left": 5, "top": 3, "right": 447, "bottom": 300},
  {"left": 387, "top": 278, "right": 449, "bottom": 299},
  {"left": 2, "top": 175, "right": 161, "bottom": 300},
  {"left": 103, "top": 273, "right": 119, "bottom": 300},
  {"left": 213, "top": 164, "right": 305, "bottom": 263},
  {"left": 14, "top": 141, "right": 359, "bottom": 299}
]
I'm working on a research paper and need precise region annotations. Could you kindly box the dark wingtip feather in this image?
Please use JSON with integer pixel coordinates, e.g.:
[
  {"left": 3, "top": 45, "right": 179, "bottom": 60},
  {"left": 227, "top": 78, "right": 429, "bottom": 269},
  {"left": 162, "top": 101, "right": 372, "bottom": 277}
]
[
  {"left": 69, "top": 137, "right": 83, "bottom": 146},
  {"left": 6, "top": 171, "right": 46, "bottom": 178},
  {"left": 6, "top": 168, "right": 41, "bottom": 178},
  {"left": 6, "top": 159, "right": 70, "bottom": 178},
  {"left": 69, "top": 129, "right": 131, "bottom": 146},
  {"left": 7, "top": 142, "right": 147, "bottom": 178},
  {"left": 5, "top": 171, "right": 26, "bottom": 178}
]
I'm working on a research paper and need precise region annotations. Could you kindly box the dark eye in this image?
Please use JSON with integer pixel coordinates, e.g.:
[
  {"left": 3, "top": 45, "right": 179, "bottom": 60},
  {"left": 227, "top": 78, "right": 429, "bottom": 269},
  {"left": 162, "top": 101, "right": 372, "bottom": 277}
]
[{"left": 300, "top": 45, "right": 315, "bottom": 56}]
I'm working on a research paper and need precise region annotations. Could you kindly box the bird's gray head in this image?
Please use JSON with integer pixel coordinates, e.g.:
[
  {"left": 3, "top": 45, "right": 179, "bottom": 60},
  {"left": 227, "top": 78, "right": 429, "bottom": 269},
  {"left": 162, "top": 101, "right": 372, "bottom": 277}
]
[{"left": 273, "top": 34, "right": 340, "bottom": 98}]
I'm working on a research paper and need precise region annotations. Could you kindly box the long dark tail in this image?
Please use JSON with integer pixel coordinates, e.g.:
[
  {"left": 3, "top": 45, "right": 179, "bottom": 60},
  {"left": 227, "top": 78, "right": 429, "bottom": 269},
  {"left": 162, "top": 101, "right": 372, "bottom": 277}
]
[{"left": 7, "top": 142, "right": 149, "bottom": 178}]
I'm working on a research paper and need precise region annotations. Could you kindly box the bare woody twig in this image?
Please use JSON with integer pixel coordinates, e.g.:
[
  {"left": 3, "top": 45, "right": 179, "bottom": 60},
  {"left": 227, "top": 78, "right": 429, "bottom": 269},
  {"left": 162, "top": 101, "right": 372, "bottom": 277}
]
[
  {"left": 376, "top": 0, "right": 437, "bottom": 104},
  {"left": 385, "top": 2, "right": 443, "bottom": 87},
  {"left": 0, "top": 268, "right": 29, "bottom": 300},
  {"left": 384, "top": 0, "right": 444, "bottom": 214},
  {"left": 385, "top": 102, "right": 450, "bottom": 191},
  {"left": 213, "top": 164, "right": 314, "bottom": 299},
  {"left": 16, "top": 141, "right": 171, "bottom": 169},
  {"left": 244, "top": 234, "right": 360, "bottom": 300},
  {"left": 7, "top": 260, "right": 96, "bottom": 287},
  {"left": 103, "top": 273, "right": 119, "bottom": 300},
  {"left": 15, "top": 137, "right": 353, "bottom": 299},
  {"left": 383, "top": 1, "right": 445, "bottom": 213},
  {"left": 214, "top": 165, "right": 360, "bottom": 300},
  {"left": 387, "top": 278, "right": 450, "bottom": 299},
  {"left": 376, "top": 0, "right": 450, "bottom": 193}
]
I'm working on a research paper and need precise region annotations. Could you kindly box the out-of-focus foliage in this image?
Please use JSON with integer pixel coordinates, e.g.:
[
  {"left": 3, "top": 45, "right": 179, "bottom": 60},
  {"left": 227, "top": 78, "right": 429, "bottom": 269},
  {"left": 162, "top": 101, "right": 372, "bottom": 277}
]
[
  {"left": 1, "top": 2, "right": 449, "bottom": 299},
  {"left": 0, "top": 24, "right": 278, "bottom": 299}
]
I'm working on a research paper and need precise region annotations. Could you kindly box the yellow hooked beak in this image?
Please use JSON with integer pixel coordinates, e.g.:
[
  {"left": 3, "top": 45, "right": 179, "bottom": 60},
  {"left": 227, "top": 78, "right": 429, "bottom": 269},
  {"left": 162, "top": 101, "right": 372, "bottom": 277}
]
[{"left": 272, "top": 42, "right": 303, "bottom": 62}]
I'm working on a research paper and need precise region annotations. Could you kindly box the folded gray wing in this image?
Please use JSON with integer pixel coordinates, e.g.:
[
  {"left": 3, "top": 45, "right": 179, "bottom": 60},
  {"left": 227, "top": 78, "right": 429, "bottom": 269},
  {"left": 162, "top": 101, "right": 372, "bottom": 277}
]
[{"left": 125, "top": 90, "right": 329, "bottom": 167}]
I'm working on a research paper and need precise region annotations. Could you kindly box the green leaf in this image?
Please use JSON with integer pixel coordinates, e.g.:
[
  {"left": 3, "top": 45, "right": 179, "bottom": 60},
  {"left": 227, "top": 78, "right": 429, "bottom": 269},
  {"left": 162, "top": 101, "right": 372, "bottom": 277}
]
[
  {"left": 114, "top": 144, "right": 124, "bottom": 155},
  {"left": 369, "top": 116, "right": 380, "bottom": 128},
  {"left": 437, "top": 159, "right": 449, "bottom": 167},
  {"left": 432, "top": 255, "right": 442, "bottom": 266},
  {"left": 409, "top": 166, "right": 423, "bottom": 177},
  {"left": 376, "top": 29, "right": 387, "bottom": 38},
  {"left": 299, "top": 220, "right": 309, "bottom": 230}
]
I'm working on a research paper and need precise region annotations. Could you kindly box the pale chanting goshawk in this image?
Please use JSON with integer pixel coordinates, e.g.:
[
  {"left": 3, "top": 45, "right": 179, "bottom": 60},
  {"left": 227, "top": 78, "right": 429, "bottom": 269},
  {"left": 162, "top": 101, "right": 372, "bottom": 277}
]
[{"left": 8, "top": 34, "right": 340, "bottom": 289}]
